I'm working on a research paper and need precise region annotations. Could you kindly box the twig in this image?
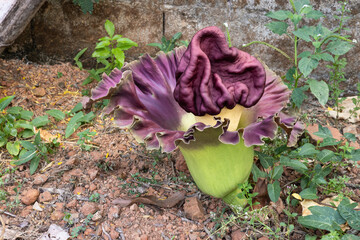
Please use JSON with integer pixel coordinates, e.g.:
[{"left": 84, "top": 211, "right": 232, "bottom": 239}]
[
  {"left": 130, "top": 180, "right": 172, "bottom": 191},
  {"left": 203, "top": 227, "right": 216, "bottom": 240},
  {"left": 102, "top": 224, "right": 112, "bottom": 240},
  {"left": 0, "top": 210, "right": 16, "bottom": 218},
  {"left": 0, "top": 213, "right": 5, "bottom": 240}
]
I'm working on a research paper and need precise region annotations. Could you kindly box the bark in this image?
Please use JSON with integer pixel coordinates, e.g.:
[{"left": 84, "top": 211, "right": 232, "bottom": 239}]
[{"left": 0, "top": 0, "right": 45, "bottom": 54}]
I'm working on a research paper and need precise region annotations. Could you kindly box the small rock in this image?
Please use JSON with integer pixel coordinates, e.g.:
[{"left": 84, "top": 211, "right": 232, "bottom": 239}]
[
  {"left": 39, "top": 191, "right": 53, "bottom": 202},
  {"left": 90, "top": 151, "right": 103, "bottom": 161},
  {"left": 66, "top": 199, "right": 77, "bottom": 208},
  {"left": 80, "top": 202, "right": 99, "bottom": 216},
  {"left": 89, "top": 183, "right": 97, "bottom": 191},
  {"left": 92, "top": 211, "right": 102, "bottom": 221},
  {"left": 55, "top": 202, "right": 65, "bottom": 211},
  {"left": 140, "top": 235, "right": 148, "bottom": 240},
  {"left": 32, "top": 87, "right": 46, "bottom": 97},
  {"left": 84, "top": 228, "right": 94, "bottom": 236},
  {"left": 20, "top": 206, "right": 33, "bottom": 217},
  {"left": 51, "top": 210, "right": 65, "bottom": 221},
  {"left": 129, "top": 204, "right": 139, "bottom": 212},
  {"left": 33, "top": 174, "right": 49, "bottom": 185},
  {"left": 21, "top": 189, "right": 40, "bottom": 205},
  {"left": 231, "top": 229, "right": 247, "bottom": 240},
  {"left": 343, "top": 124, "right": 360, "bottom": 138},
  {"left": 188, "top": 233, "right": 198, "bottom": 240},
  {"left": 88, "top": 169, "right": 98, "bottom": 181},
  {"left": 110, "top": 229, "right": 120, "bottom": 239},
  {"left": 183, "top": 197, "right": 205, "bottom": 221},
  {"left": 33, "top": 202, "right": 43, "bottom": 211},
  {"left": 108, "top": 206, "right": 120, "bottom": 220}
]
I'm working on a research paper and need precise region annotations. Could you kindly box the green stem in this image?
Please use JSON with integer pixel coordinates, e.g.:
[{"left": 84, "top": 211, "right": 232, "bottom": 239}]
[
  {"left": 222, "top": 187, "right": 248, "bottom": 208},
  {"left": 242, "top": 41, "right": 292, "bottom": 63},
  {"left": 225, "top": 25, "right": 232, "bottom": 47},
  {"left": 294, "top": 35, "right": 299, "bottom": 89},
  {"left": 319, "top": 35, "right": 353, "bottom": 48},
  {"left": 289, "top": 0, "right": 296, "bottom": 12}
]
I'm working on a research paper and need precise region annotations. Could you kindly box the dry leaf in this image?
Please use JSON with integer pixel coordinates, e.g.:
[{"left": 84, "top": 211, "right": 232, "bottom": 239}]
[{"left": 300, "top": 199, "right": 321, "bottom": 216}]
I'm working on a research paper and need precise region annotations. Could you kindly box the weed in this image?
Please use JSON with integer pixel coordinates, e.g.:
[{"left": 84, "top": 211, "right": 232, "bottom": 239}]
[
  {"left": 89, "top": 192, "right": 100, "bottom": 202},
  {"left": 71, "top": 213, "right": 93, "bottom": 237},
  {"left": 56, "top": 72, "right": 63, "bottom": 78},
  {"left": 148, "top": 32, "right": 188, "bottom": 53},
  {"left": 77, "top": 129, "right": 96, "bottom": 151},
  {"left": 63, "top": 212, "right": 74, "bottom": 225}
]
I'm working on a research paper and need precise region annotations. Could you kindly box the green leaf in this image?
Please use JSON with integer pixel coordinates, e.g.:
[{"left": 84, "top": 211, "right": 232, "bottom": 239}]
[
  {"left": 313, "top": 124, "right": 333, "bottom": 139},
  {"left": 12, "top": 149, "right": 36, "bottom": 165},
  {"left": 326, "top": 40, "right": 353, "bottom": 55},
  {"left": 280, "top": 156, "right": 308, "bottom": 173},
  {"left": 266, "top": 21, "right": 288, "bottom": 35},
  {"left": 79, "top": 112, "right": 95, "bottom": 123},
  {"left": 344, "top": 133, "right": 357, "bottom": 142},
  {"left": 256, "top": 152, "right": 274, "bottom": 169},
  {"left": 306, "top": 10, "right": 324, "bottom": 19},
  {"left": 293, "top": 26, "right": 314, "bottom": 42},
  {"left": 298, "top": 51, "right": 312, "bottom": 58},
  {"left": 251, "top": 164, "right": 267, "bottom": 182},
  {"left": 147, "top": 43, "right": 163, "bottom": 49},
  {"left": 351, "top": 149, "right": 360, "bottom": 161},
  {"left": 73, "top": 48, "right": 87, "bottom": 70},
  {"left": 342, "top": 234, "right": 360, "bottom": 240},
  {"left": 70, "top": 103, "right": 83, "bottom": 114},
  {"left": 104, "top": 20, "right": 115, "bottom": 37},
  {"left": 116, "top": 37, "right": 138, "bottom": 50},
  {"left": 34, "top": 131, "right": 41, "bottom": 145},
  {"left": 6, "top": 141, "right": 20, "bottom": 156},
  {"left": 95, "top": 40, "right": 111, "bottom": 49},
  {"left": 299, "top": 188, "right": 318, "bottom": 199},
  {"left": 46, "top": 109, "right": 65, "bottom": 121},
  {"left": 298, "top": 206, "right": 345, "bottom": 231},
  {"left": 267, "top": 180, "right": 281, "bottom": 202},
  {"left": 338, "top": 198, "right": 360, "bottom": 230},
  {"left": 305, "top": 236, "right": 317, "bottom": 240},
  {"left": 30, "top": 156, "right": 40, "bottom": 175},
  {"left": 272, "top": 165, "right": 283, "bottom": 180},
  {"left": 20, "top": 110, "right": 33, "bottom": 120},
  {"left": 21, "top": 129, "right": 35, "bottom": 138},
  {"left": 318, "top": 53, "right": 334, "bottom": 62},
  {"left": 65, "top": 112, "right": 84, "bottom": 138},
  {"left": 299, "top": 57, "right": 318, "bottom": 77},
  {"left": 266, "top": 10, "right": 291, "bottom": 20},
  {"left": 299, "top": 143, "right": 319, "bottom": 156},
  {"left": 92, "top": 47, "right": 111, "bottom": 59},
  {"left": 171, "top": 32, "right": 182, "bottom": 41},
  {"left": 0, "top": 95, "right": 15, "bottom": 111},
  {"left": 294, "top": 0, "right": 310, "bottom": 13},
  {"left": 20, "top": 140, "right": 36, "bottom": 150},
  {"left": 7, "top": 106, "right": 22, "bottom": 115},
  {"left": 291, "top": 86, "right": 308, "bottom": 108},
  {"left": 14, "top": 120, "right": 34, "bottom": 130},
  {"left": 316, "top": 149, "right": 336, "bottom": 163},
  {"left": 308, "top": 79, "right": 329, "bottom": 106},
  {"left": 31, "top": 115, "right": 49, "bottom": 128},
  {"left": 111, "top": 48, "right": 125, "bottom": 66}
]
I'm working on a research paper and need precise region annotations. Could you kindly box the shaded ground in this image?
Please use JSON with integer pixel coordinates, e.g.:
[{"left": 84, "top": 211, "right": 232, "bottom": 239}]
[{"left": 0, "top": 58, "right": 359, "bottom": 240}]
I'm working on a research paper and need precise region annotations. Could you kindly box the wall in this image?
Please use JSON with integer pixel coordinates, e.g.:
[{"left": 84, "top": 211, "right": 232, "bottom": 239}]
[{"left": 4, "top": 0, "right": 360, "bottom": 94}]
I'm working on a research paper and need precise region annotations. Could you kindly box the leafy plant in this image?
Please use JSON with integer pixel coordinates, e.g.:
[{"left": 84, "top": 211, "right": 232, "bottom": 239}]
[
  {"left": 348, "top": 83, "right": 360, "bottom": 120},
  {"left": 148, "top": 32, "right": 188, "bottom": 53},
  {"left": 89, "top": 192, "right": 100, "bottom": 202},
  {"left": 243, "top": 0, "right": 355, "bottom": 108},
  {"left": 72, "top": 0, "right": 99, "bottom": 14},
  {"left": 74, "top": 20, "right": 137, "bottom": 86},
  {"left": 65, "top": 103, "right": 95, "bottom": 138},
  {"left": 77, "top": 129, "right": 96, "bottom": 150},
  {"left": 71, "top": 213, "right": 93, "bottom": 237}
]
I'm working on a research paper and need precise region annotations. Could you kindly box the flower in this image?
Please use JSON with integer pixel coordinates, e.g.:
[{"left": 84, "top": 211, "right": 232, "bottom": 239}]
[{"left": 84, "top": 26, "right": 303, "bottom": 207}]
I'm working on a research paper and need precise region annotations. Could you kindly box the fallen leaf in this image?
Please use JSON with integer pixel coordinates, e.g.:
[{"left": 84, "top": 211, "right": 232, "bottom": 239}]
[
  {"left": 300, "top": 199, "right": 321, "bottom": 216},
  {"left": 112, "top": 191, "right": 185, "bottom": 208}
]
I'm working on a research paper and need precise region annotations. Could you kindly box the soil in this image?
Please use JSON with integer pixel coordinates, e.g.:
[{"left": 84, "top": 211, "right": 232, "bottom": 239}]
[{"left": 0, "top": 57, "right": 359, "bottom": 240}]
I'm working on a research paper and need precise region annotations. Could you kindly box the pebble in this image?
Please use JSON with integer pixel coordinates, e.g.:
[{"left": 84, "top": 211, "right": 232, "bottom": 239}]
[
  {"left": 21, "top": 189, "right": 40, "bottom": 205},
  {"left": 20, "top": 206, "right": 33, "bottom": 217},
  {"left": 33, "top": 174, "right": 49, "bottom": 185},
  {"left": 89, "top": 183, "right": 97, "bottom": 191},
  {"left": 33, "top": 201, "right": 43, "bottom": 211},
  {"left": 108, "top": 206, "right": 120, "bottom": 220},
  {"left": 51, "top": 210, "right": 65, "bottom": 221},
  {"left": 130, "top": 204, "right": 139, "bottom": 212},
  {"left": 66, "top": 199, "right": 77, "bottom": 208},
  {"left": 32, "top": 87, "right": 46, "bottom": 97},
  {"left": 92, "top": 211, "right": 102, "bottom": 221},
  {"left": 84, "top": 228, "right": 94, "bottom": 236},
  {"left": 73, "top": 186, "right": 86, "bottom": 195},
  {"left": 110, "top": 229, "right": 120, "bottom": 239},
  {"left": 39, "top": 191, "right": 53, "bottom": 202},
  {"left": 81, "top": 202, "right": 99, "bottom": 216},
  {"left": 88, "top": 169, "right": 98, "bottom": 180},
  {"left": 183, "top": 197, "right": 205, "bottom": 221}
]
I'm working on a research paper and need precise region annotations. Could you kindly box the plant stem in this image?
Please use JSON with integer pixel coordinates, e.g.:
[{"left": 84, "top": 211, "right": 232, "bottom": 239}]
[{"left": 242, "top": 41, "right": 292, "bottom": 62}]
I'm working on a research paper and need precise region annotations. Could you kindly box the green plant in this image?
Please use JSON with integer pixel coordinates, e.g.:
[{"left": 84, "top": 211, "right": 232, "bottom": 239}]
[
  {"left": 148, "top": 32, "right": 188, "bottom": 53},
  {"left": 65, "top": 103, "right": 95, "bottom": 138},
  {"left": 0, "top": 95, "right": 60, "bottom": 174},
  {"left": 71, "top": 213, "right": 93, "bottom": 237},
  {"left": 89, "top": 192, "right": 100, "bottom": 202},
  {"left": 236, "top": 182, "right": 259, "bottom": 211},
  {"left": 348, "top": 83, "right": 360, "bottom": 120},
  {"left": 243, "top": 0, "right": 355, "bottom": 108},
  {"left": 74, "top": 20, "right": 137, "bottom": 86},
  {"left": 72, "top": 0, "right": 99, "bottom": 14},
  {"left": 77, "top": 129, "right": 96, "bottom": 151},
  {"left": 325, "top": 176, "right": 350, "bottom": 195},
  {"left": 63, "top": 212, "right": 74, "bottom": 225}
]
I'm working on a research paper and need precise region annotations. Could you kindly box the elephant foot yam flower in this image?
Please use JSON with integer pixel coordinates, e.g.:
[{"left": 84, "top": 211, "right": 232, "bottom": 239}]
[{"left": 83, "top": 26, "right": 303, "bottom": 207}]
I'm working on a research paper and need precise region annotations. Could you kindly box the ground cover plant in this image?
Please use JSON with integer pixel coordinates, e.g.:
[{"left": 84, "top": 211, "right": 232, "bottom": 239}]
[{"left": 0, "top": 0, "right": 359, "bottom": 239}]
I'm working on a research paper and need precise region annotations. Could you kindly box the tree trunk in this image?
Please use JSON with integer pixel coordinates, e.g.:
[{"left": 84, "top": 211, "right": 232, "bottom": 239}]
[{"left": 0, "top": 0, "right": 45, "bottom": 54}]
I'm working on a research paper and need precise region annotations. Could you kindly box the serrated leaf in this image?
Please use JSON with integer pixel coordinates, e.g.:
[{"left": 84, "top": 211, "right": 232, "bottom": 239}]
[
  {"left": 116, "top": 38, "right": 138, "bottom": 50},
  {"left": 31, "top": 115, "right": 49, "bottom": 128},
  {"left": 291, "top": 86, "right": 308, "bottom": 108},
  {"left": 293, "top": 26, "right": 314, "bottom": 42},
  {"left": 267, "top": 180, "right": 281, "bottom": 202},
  {"left": 299, "top": 188, "right": 318, "bottom": 199},
  {"left": 0, "top": 95, "right": 15, "bottom": 111},
  {"left": 266, "top": 21, "right": 288, "bottom": 35},
  {"left": 298, "top": 51, "right": 312, "bottom": 58},
  {"left": 326, "top": 40, "right": 353, "bottom": 55},
  {"left": 280, "top": 156, "right": 308, "bottom": 173},
  {"left": 266, "top": 10, "right": 292, "bottom": 20},
  {"left": 299, "top": 143, "right": 319, "bottom": 156},
  {"left": 104, "top": 20, "right": 115, "bottom": 37},
  {"left": 299, "top": 57, "right": 318, "bottom": 77},
  {"left": 95, "top": 40, "right": 111, "bottom": 49},
  {"left": 313, "top": 124, "right": 333, "bottom": 139},
  {"left": 6, "top": 141, "right": 20, "bottom": 156},
  {"left": 308, "top": 79, "right": 329, "bottom": 106},
  {"left": 30, "top": 156, "right": 40, "bottom": 175},
  {"left": 46, "top": 109, "right": 65, "bottom": 121}
]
